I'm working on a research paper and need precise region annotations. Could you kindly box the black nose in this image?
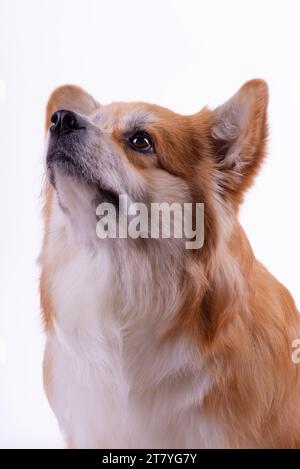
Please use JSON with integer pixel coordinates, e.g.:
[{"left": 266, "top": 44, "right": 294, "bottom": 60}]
[{"left": 50, "top": 110, "right": 85, "bottom": 135}]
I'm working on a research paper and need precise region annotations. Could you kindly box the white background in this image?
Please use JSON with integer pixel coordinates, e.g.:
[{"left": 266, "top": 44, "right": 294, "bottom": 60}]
[{"left": 0, "top": 0, "right": 299, "bottom": 448}]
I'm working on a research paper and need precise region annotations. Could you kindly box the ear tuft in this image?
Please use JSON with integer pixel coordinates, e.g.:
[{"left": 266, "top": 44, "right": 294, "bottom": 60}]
[
  {"left": 211, "top": 79, "right": 268, "bottom": 203},
  {"left": 45, "top": 85, "right": 99, "bottom": 130}
]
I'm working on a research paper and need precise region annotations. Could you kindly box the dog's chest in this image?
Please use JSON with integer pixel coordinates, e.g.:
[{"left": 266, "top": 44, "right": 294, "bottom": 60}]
[
  {"left": 46, "top": 249, "right": 130, "bottom": 447},
  {"left": 46, "top": 247, "right": 224, "bottom": 448}
]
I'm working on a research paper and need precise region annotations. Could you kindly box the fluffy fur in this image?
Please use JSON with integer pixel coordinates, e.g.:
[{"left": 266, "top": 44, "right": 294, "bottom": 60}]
[{"left": 39, "top": 80, "right": 300, "bottom": 448}]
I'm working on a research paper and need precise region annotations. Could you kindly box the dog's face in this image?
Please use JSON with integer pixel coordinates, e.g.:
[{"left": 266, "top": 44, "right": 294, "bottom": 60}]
[
  {"left": 46, "top": 94, "right": 211, "bottom": 218},
  {"left": 47, "top": 101, "right": 198, "bottom": 208},
  {"left": 45, "top": 81, "right": 268, "bottom": 253}
]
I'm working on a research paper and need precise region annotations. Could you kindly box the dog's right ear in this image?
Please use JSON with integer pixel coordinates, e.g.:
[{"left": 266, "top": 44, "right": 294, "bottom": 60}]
[
  {"left": 209, "top": 79, "right": 268, "bottom": 205},
  {"left": 45, "top": 85, "right": 99, "bottom": 130}
]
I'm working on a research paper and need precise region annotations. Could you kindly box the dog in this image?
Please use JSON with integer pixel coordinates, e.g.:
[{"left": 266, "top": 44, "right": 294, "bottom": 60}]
[{"left": 39, "top": 80, "right": 300, "bottom": 448}]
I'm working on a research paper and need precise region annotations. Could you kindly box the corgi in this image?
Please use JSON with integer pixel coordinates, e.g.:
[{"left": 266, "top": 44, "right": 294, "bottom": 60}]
[{"left": 39, "top": 80, "right": 300, "bottom": 448}]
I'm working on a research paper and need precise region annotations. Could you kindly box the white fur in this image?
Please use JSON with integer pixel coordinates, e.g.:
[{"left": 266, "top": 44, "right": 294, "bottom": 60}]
[{"left": 43, "top": 190, "right": 227, "bottom": 449}]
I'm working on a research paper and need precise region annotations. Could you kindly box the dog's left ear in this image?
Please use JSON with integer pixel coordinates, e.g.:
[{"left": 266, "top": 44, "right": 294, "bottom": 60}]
[{"left": 211, "top": 79, "right": 268, "bottom": 204}]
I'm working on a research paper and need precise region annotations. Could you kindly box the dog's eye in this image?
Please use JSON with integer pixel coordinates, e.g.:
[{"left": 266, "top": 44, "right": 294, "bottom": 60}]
[{"left": 128, "top": 132, "right": 153, "bottom": 153}]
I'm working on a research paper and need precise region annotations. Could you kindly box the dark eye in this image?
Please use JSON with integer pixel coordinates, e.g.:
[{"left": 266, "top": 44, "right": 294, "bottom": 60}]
[{"left": 128, "top": 131, "right": 153, "bottom": 153}]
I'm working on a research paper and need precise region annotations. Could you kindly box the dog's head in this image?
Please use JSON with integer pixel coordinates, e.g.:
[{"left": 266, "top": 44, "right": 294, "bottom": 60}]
[{"left": 45, "top": 80, "right": 268, "bottom": 255}]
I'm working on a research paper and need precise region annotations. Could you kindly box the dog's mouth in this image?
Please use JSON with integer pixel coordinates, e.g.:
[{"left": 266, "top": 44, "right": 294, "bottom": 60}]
[
  {"left": 46, "top": 149, "right": 79, "bottom": 186},
  {"left": 47, "top": 150, "right": 75, "bottom": 165},
  {"left": 97, "top": 187, "right": 119, "bottom": 206},
  {"left": 47, "top": 149, "right": 120, "bottom": 206},
  {"left": 47, "top": 149, "right": 77, "bottom": 171}
]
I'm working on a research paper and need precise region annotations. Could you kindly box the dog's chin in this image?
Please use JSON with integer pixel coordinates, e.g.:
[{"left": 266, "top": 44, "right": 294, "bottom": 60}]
[
  {"left": 47, "top": 150, "right": 83, "bottom": 186},
  {"left": 47, "top": 151, "right": 120, "bottom": 209}
]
